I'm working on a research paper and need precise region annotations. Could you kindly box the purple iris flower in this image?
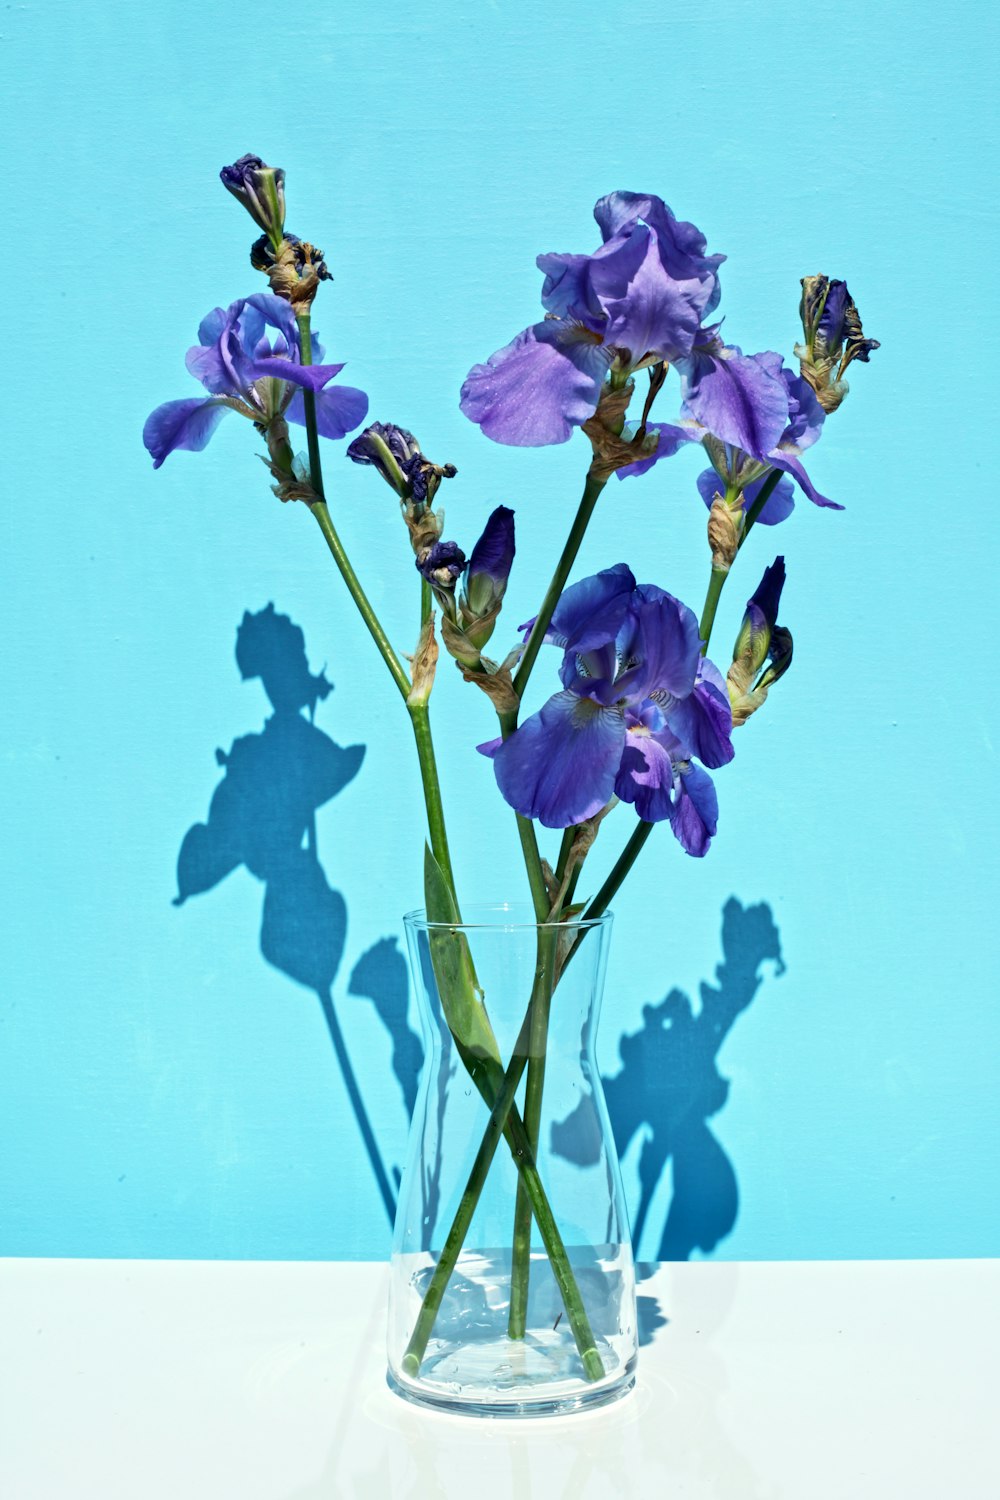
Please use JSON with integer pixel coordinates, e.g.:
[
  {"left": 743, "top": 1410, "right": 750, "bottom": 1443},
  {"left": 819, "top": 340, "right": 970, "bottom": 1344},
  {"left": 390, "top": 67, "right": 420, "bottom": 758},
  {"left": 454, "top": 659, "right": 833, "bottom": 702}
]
[
  {"left": 617, "top": 349, "right": 839, "bottom": 517},
  {"left": 459, "top": 193, "right": 790, "bottom": 457},
  {"left": 480, "top": 565, "right": 734, "bottom": 854},
  {"left": 143, "top": 294, "right": 368, "bottom": 469}
]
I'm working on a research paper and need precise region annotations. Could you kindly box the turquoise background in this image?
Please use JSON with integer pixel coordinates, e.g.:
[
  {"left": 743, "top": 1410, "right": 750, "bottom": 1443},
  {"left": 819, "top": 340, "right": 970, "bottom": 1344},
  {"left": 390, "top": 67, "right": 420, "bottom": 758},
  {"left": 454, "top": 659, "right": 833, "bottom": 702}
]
[{"left": 3, "top": 0, "right": 998, "bottom": 1262}]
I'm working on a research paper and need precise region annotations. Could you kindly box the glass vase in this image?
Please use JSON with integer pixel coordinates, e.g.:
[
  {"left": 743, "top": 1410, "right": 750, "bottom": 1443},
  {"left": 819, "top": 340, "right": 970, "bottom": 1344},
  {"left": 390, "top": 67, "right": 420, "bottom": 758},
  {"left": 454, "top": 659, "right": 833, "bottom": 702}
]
[{"left": 387, "top": 905, "right": 637, "bottom": 1417}]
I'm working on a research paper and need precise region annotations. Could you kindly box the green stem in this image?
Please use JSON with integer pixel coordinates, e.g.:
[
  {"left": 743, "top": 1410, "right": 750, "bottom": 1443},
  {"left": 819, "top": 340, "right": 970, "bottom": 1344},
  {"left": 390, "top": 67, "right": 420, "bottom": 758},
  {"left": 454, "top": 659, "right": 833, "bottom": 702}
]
[
  {"left": 507, "top": 922, "right": 558, "bottom": 1338},
  {"left": 512, "top": 473, "right": 608, "bottom": 701},
  {"left": 699, "top": 567, "right": 729, "bottom": 652},
  {"left": 408, "top": 702, "right": 457, "bottom": 896},
  {"left": 738, "top": 469, "right": 783, "bottom": 550},
  {"left": 403, "top": 1020, "right": 603, "bottom": 1382},
  {"left": 295, "top": 311, "right": 411, "bottom": 702},
  {"left": 311, "top": 503, "right": 411, "bottom": 701}
]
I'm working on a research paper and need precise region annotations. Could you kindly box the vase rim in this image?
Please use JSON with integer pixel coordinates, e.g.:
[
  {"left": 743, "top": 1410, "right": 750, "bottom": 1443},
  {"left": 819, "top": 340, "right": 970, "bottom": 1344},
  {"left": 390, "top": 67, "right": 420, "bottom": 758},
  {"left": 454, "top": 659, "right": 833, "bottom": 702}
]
[{"left": 402, "top": 902, "right": 614, "bottom": 932}]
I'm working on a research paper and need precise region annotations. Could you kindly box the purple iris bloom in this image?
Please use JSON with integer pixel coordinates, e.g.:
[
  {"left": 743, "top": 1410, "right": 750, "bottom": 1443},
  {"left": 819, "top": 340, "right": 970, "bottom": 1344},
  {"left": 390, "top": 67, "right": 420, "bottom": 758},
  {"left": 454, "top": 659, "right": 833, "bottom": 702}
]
[
  {"left": 460, "top": 193, "right": 790, "bottom": 457},
  {"left": 143, "top": 294, "right": 368, "bottom": 469},
  {"left": 480, "top": 564, "right": 734, "bottom": 854},
  {"left": 617, "top": 350, "right": 839, "bottom": 516}
]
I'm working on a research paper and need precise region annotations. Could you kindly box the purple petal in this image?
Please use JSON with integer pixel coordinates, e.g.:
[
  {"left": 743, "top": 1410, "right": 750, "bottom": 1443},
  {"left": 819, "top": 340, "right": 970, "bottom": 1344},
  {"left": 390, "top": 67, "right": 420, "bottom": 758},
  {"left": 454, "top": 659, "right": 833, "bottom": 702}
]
[
  {"left": 539, "top": 563, "right": 637, "bottom": 651},
  {"left": 768, "top": 451, "right": 843, "bottom": 510},
  {"left": 287, "top": 382, "right": 369, "bottom": 440},
  {"left": 538, "top": 229, "right": 647, "bottom": 326},
  {"left": 616, "top": 419, "right": 704, "bottom": 480},
  {"left": 665, "top": 658, "right": 735, "bottom": 770},
  {"left": 460, "top": 320, "right": 610, "bottom": 446},
  {"left": 780, "top": 370, "right": 825, "bottom": 453},
  {"left": 244, "top": 293, "right": 301, "bottom": 351},
  {"left": 143, "top": 397, "right": 230, "bottom": 468},
  {"left": 677, "top": 346, "right": 789, "bottom": 459},
  {"left": 614, "top": 729, "right": 677, "bottom": 822},
  {"left": 250, "top": 356, "right": 347, "bottom": 391},
  {"left": 491, "top": 691, "right": 626, "bottom": 828},
  {"left": 601, "top": 229, "right": 706, "bottom": 364},
  {"left": 614, "top": 593, "right": 702, "bottom": 701},
  {"left": 696, "top": 468, "right": 796, "bottom": 525},
  {"left": 668, "top": 762, "right": 719, "bottom": 856}
]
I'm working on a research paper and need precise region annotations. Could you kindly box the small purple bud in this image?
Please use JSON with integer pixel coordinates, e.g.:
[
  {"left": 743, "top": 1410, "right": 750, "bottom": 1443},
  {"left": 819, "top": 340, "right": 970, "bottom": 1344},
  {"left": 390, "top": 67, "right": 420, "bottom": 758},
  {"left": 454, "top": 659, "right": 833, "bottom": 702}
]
[
  {"left": 220, "top": 154, "right": 286, "bottom": 241},
  {"left": 465, "top": 506, "right": 516, "bottom": 616}
]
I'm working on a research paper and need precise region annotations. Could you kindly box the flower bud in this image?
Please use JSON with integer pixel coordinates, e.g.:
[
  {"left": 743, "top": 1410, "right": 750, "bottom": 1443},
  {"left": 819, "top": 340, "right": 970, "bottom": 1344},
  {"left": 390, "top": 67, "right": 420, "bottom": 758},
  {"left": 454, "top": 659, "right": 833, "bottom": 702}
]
[
  {"left": 220, "top": 155, "right": 286, "bottom": 243},
  {"left": 727, "top": 558, "right": 792, "bottom": 726},
  {"left": 796, "top": 275, "right": 879, "bottom": 413},
  {"left": 464, "top": 506, "right": 515, "bottom": 618}
]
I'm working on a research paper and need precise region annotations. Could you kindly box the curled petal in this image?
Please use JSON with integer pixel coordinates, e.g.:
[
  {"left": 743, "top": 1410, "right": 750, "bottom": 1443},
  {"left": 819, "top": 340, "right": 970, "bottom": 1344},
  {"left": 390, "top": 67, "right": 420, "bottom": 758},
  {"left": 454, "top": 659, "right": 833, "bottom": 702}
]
[
  {"left": 251, "top": 356, "right": 347, "bottom": 391},
  {"left": 696, "top": 468, "right": 796, "bottom": 525},
  {"left": 287, "top": 383, "right": 369, "bottom": 440},
  {"left": 768, "top": 451, "right": 842, "bottom": 510},
  {"left": 616, "top": 418, "right": 704, "bottom": 480},
  {"left": 460, "top": 320, "right": 610, "bottom": 446},
  {"left": 143, "top": 397, "right": 230, "bottom": 468},
  {"left": 491, "top": 691, "right": 625, "bottom": 828},
  {"left": 601, "top": 229, "right": 707, "bottom": 363},
  {"left": 677, "top": 346, "right": 789, "bottom": 459},
  {"left": 780, "top": 370, "right": 825, "bottom": 453}
]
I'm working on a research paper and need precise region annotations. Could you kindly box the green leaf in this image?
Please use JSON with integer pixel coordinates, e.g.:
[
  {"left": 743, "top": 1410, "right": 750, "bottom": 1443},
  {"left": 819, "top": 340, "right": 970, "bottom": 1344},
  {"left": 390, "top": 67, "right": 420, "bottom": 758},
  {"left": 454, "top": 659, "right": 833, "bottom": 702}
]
[{"left": 423, "top": 844, "right": 501, "bottom": 1065}]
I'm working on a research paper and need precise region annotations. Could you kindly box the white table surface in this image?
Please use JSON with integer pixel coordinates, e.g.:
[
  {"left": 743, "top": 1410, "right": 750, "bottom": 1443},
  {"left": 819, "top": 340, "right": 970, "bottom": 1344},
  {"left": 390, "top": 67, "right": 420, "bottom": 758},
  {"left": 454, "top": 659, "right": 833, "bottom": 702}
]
[{"left": 1, "top": 1257, "right": 996, "bottom": 1499}]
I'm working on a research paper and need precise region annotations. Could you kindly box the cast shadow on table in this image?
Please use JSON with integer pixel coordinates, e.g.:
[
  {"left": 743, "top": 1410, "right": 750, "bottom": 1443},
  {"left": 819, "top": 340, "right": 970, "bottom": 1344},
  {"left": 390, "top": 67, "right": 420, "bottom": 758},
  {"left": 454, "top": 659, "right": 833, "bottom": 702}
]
[
  {"left": 554, "top": 895, "right": 785, "bottom": 1276},
  {"left": 172, "top": 603, "right": 424, "bottom": 1225}
]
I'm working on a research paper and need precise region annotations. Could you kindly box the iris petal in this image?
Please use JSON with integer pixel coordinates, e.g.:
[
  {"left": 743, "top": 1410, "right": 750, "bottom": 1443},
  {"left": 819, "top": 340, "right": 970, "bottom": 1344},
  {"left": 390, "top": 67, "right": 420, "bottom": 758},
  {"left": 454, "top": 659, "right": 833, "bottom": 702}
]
[
  {"left": 614, "top": 730, "right": 677, "bottom": 822},
  {"left": 287, "top": 383, "right": 369, "bottom": 440},
  {"left": 538, "top": 563, "right": 637, "bottom": 651},
  {"left": 768, "top": 451, "right": 843, "bottom": 510},
  {"left": 668, "top": 762, "right": 719, "bottom": 856},
  {"left": 665, "top": 659, "right": 735, "bottom": 770},
  {"left": 677, "top": 346, "right": 789, "bottom": 459},
  {"left": 460, "top": 320, "right": 611, "bottom": 446},
  {"left": 143, "top": 397, "right": 230, "bottom": 468},
  {"left": 491, "top": 690, "right": 626, "bottom": 828}
]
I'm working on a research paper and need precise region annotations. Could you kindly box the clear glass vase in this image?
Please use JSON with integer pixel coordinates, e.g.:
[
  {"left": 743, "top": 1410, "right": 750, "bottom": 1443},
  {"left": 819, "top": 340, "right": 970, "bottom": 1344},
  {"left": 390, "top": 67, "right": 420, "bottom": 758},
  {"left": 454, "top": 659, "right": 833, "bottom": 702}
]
[{"left": 387, "top": 905, "right": 637, "bottom": 1417}]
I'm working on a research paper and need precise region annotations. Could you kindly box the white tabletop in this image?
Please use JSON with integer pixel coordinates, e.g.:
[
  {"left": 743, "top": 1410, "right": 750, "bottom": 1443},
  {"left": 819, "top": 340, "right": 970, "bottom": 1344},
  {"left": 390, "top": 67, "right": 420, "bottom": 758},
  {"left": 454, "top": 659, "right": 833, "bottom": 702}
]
[{"left": 1, "top": 1257, "right": 996, "bottom": 1499}]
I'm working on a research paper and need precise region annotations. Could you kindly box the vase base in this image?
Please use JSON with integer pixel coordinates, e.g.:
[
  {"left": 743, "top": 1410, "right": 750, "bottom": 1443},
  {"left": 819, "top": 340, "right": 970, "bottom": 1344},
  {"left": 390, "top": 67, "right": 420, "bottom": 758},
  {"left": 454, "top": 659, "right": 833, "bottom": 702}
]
[{"left": 386, "top": 1344, "right": 637, "bottom": 1419}]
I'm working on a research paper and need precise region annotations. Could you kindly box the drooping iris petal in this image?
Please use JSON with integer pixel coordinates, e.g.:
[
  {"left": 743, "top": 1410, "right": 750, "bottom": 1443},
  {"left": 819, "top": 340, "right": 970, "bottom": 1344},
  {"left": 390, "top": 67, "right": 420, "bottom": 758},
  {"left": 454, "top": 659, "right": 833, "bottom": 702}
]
[
  {"left": 665, "top": 659, "right": 735, "bottom": 770},
  {"left": 696, "top": 468, "right": 796, "bottom": 525},
  {"left": 676, "top": 346, "right": 789, "bottom": 458},
  {"left": 614, "top": 729, "right": 678, "bottom": 823},
  {"left": 287, "top": 383, "right": 369, "bottom": 440},
  {"left": 538, "top": 563, "right": 637, "bottom": 650},
  {"left": 142, "top": 397, "right": 230, "bottom": 468},
  {"left": 460, "top": 320, "right": 611, "bottom": 446},
  {"left": 668, "top": 761, "right": 719, "bottom": 856},
  {"left": 768, "top": 451, "right": 842, "bottom": 510},
  {"left": 615, "top": 419, "right": 703, "bottom": 480},
  {"left": 491, "top": 690, "right": 626, "bottom": 828}
]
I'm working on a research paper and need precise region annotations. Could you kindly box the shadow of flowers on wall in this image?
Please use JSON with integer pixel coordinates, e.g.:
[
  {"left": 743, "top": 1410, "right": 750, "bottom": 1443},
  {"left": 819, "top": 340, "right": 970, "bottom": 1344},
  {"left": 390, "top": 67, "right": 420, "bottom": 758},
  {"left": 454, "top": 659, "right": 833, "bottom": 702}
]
[
  {"left": 172, "top": 603, "right": 424, "bottom": 1223},
  {"left": 553, "top": 896, "right": 784, "bottom": 1262}
]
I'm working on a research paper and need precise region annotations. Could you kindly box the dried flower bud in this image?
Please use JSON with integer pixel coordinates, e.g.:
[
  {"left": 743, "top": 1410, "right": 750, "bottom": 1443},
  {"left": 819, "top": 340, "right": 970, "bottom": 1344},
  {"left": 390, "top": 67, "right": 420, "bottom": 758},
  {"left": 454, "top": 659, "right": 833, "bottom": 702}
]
[
  {"left": 796, "top": 275, "right": 879, "bottom": 413},
  {"left": 707, "top": 495, "right": 740, "bottom": 571}
]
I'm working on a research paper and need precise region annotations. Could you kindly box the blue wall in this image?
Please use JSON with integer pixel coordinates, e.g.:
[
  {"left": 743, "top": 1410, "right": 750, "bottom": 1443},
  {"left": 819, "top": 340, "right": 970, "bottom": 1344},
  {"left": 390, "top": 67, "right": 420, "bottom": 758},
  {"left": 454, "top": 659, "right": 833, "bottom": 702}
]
[{"left": 3, "top": 0, "right": 998, "bottom": 1262}]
